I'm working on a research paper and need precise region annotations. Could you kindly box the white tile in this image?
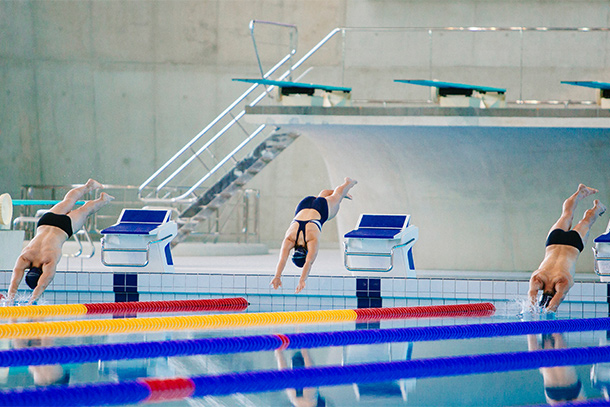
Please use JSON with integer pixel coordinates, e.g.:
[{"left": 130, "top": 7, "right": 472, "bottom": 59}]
[
  {"left": 393, "top": 279, "right": 406, "bottom": 295},
  {"left": 380, "top": 278, "right": 392, "bottom": 295},
  {"left": 173, "top": 274, "right": 186, "bottom": 289},
  {"left": 344, "top": 278, "right": 357, "bottom": 293},
  {"left": 331, "top": 278, "right": 344, "bottom": 293},
  {"left": 506, "top": 282, "right": 519, "bottom": 295},
  {"left": 480, "top": 281, "right": 493, "bottom": 294},
  {"left": 582, "top": 283, "right": 595, "bottom": 296},
  {"left": 221, "top": 275, "right": 233, "bottom": 288},
  {"left": 307, "top": 277, "right": 320, "bottom": 292},
  {"left": 234, "top": 275, "right": 246, "bottom": 288},
  {"left": 54, "top": 274, "right": 66, "bottom": 285},
  {"left": 65, "top": 273, "right": 77, "bottom": 285},
  {"left": 467, "top": 280, "right": 481, "bottom": 295},
  {"left": 595, "top": 283, "right": 606, "bottom": 301},
  {"left": 210, "top": 275, "right": 222, "bottom": 288},
  {"left": 430, "top": 279, "right": 443, "bottom": 294},
  {"left": 455, "top": 281, "right": 468, "bottom": 294},
  {"left": 418, "top": 279, "right": 430, "bottom": 293},
  {"left": 258, "top": 276, "right": 270, "bottom": 290},
  {"left": 149, "top": 273, "right": 162, "bottom": 287},
  {"left": 570, "top": 283, "right": 582, "bottom": 297},
  {"left": 161, "top": 274, "right": 174, "bottom": 289}
]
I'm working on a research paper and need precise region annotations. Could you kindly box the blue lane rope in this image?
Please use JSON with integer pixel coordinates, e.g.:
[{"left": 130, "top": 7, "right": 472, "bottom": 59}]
[
  {"left": 3, "top": 345, "right": 610, "bottom": 406},
  {"left": 2, "top": 317, "right": 610, "bottom": 368}
]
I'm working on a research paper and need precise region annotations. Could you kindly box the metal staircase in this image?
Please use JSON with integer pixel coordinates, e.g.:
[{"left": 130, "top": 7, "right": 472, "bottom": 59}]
[
  {"left": 172, "top": 131, "right": 299, "bottom": 244},
  {"left": 138, "top": 21, "right": 339, "bottom": 246}
]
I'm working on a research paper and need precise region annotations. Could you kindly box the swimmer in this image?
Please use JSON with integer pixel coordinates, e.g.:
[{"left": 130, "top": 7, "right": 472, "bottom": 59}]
[
  {"left": 8, "top": 180, "right": 114, "bottom": 304},
  {"left": 528, "top": 333, "right": 585, "bottom": 404},
  {"left": 529, "top": 184, "right": 606, "bottom": 312},
  {"left": 271, "top": 177, "right": 357, "bottom": 293}
]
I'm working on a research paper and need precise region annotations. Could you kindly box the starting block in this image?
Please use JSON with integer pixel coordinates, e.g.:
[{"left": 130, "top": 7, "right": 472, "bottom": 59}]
[
  {"left": 343, "top": 214, "right": 418, "bottom": 277},
  {"left": 233, "top": 78, "right": 352, "bottom": 107},
  {"left": 561, "top": 81, "right": 610, "bottom": 108},
  {"left": 593, "top": 220, "right": 610, "bottom": 282},
  {"left": 395, "top": 79, "right": 507, "bottom": 108},
  {"left": 101, "top": 209, "right": 177, "bottom": 272}
]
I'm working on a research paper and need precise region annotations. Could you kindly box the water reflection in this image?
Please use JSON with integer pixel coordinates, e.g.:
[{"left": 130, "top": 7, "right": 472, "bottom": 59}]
[
  {"left": 275, "top": 348, "right": 327, "bottom": 407},
  {"left": 528, "top": 333, "right": 585, "bottom": 404}
]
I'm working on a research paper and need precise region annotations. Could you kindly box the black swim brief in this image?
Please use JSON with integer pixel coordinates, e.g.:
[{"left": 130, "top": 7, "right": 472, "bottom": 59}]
[
  {"left": 545, "top": 228, "right": 584, "bottom": 252},
  {"left": 37, "top": 212, "right": 74, "bottom": 238},
  {"left": 294, "top": 196, "right": 329, "bottom": 225}
]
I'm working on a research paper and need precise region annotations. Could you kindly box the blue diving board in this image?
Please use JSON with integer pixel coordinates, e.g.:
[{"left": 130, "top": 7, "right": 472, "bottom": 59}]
[
  {"left": 13, "top": 200, "right": 85, "bottom": 206},
  {"left": 561, "top": 81, "right": 610, "bottom": 90},
  {"left": 233, "top": 78, "right": 351, "bottom": 93},
  {"left": 394, "top": 79, "right": 506, "bottom": 94}
]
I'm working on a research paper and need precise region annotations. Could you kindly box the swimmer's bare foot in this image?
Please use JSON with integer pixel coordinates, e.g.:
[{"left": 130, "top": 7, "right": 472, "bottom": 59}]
[
  {"left": 345, "top": 177, "right": 358, "bottom": 187},
  {"left": 576, "top": 184, "right": 598, "bottom": 200},
  {"left": 593, "top": 199, "right": 606, "bottom": 217},
  {"left": 85, "top": 179, "right": 103, "bottom": 191},
  {"left": 100, "top": 192, "right": 115, "bottom": 203}
]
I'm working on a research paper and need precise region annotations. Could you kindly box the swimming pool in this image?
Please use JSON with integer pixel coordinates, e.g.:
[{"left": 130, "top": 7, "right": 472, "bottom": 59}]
[{"left": 0, "top": 290, "right": 609, "bottom": 407}]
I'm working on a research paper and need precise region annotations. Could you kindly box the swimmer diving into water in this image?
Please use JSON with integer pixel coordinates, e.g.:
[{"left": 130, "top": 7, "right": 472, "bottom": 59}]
[
  {"left": 271, "top": 177, "right": 357, "bottom": 293},
  {"left": 529, "top": 184, "right": 606, "bottom": 312},
  {"left": 8, "top": 180, "right": 114, "bottom": 304}
]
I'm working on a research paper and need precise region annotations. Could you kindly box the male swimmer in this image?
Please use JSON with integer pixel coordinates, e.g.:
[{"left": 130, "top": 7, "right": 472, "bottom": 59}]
[
  {"left": 8, "top": 180, "right": 114, "bottom": 304},
  {"left": 529, "top": 184, "right": 606, "bottom": 311}
]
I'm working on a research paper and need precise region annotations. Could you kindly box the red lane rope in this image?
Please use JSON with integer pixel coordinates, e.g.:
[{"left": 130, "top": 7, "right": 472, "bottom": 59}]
[
  {"left": 353, "top": 302, "right": 495, "bottom": 322},
  {"left": 83, "top": 297, "right": 249, "bottom": 315}
]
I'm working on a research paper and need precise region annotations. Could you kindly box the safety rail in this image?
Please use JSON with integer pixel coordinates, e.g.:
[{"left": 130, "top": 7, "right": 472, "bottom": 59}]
[
  {"left": 139, "top": 24, "right": 610, "bottom": 205},
  {"left": 138, "top": 21, "right": 301, "bottom": 204}
]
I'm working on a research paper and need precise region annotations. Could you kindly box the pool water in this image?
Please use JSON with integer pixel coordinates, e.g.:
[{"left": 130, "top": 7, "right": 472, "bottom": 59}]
[{"left": 0, "top": 295, "right": 609, "bottom": 406}]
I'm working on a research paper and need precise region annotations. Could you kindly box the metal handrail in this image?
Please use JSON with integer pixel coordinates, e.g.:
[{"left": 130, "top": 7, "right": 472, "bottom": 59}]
[
  {"left": 250, "top": 20, "right": 297, "bottom": 79},
  {"left": 139, "top": 24, "right": 610, "bottom": 204},
  {"left": 344, "top": 238, "right": 415, "bottom": 272}
]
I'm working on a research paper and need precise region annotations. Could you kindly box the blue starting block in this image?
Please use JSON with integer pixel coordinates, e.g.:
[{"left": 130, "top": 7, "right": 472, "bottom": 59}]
[
  {"left": 101, "top": 209, "right": 177, "bottom": 272},
  {"left": 562, "top": 81, "right": 610, "bottom": 108},
  {"left": 593, "top": 220, "right": 610, "bottom": 282},
  {"left": 395, "top": 79, "right": 507, "bottom": 108},
  {"left": 343, "top": 214, "right": 418, "bottom": 277},
  {"left": 233, "top": 78, "right": 352, "bottom": 107}
]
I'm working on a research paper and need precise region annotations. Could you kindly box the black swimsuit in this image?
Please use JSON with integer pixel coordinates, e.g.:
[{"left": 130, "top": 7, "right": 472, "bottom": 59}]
[
  {"left": 37, "top": 212, "right": 74, "bottom": 238},
  {"left": 545, "top": 229, "right": 584, "bottom": 252}
]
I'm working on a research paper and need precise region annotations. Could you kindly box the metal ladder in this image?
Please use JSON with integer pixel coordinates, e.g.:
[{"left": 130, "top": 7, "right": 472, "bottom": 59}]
[{"left": 138, "top": 21, "right": 342, "bottom": 245}]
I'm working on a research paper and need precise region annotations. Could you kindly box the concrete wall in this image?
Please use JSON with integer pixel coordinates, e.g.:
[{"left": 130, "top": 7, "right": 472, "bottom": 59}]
[{"left": 2, "top": 0, "right": 610, "bottom": 258}]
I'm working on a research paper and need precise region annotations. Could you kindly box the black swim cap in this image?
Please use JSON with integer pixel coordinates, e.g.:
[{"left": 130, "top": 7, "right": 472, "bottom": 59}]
[
  {"left": 25, "top": 267, "right": 43, "bottom": 289},
  {"left": 292, "top": 247, "right": 307, "bottom": 268}
]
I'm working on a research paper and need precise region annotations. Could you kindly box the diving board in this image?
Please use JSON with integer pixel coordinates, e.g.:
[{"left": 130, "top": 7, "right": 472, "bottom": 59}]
[
  {"left": 233, "top": 78, "right": 351, "bottom": 107},
  {"left": 395, "top": 79, "right": 507, "bottom": 108},
  {"left": 343, "top": 214, "right": 418, "bottom": 278},
  {"left": 562, "top": 81, "right": 610, "bottom": 108}
]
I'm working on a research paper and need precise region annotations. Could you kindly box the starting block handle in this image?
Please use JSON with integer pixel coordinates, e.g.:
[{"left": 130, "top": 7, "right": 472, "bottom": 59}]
[
  {"left": 343, "top": 238, "right": 415, "bottom": 272},
  {"left": 101, "top": 234, "right": 172, "bottom": 268},
  {"left": 593, "top": 247, "right": 610, "bottom": 276}
]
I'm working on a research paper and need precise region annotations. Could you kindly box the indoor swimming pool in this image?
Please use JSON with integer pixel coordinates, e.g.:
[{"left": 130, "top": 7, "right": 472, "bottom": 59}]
[{"left": 1, "top": 291, "right": 610, "bottom": 407}]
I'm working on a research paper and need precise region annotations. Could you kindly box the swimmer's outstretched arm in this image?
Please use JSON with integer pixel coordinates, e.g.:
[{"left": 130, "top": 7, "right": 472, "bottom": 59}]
[
  {"left": 29, "top": 261, "right": 57, "bottom": 304},
  {"left": 271, "top": 238, "right": 293, "bottom": 289},
  {"left": 8, "top": 256, "right": 29, "bottom": 303},
  {"left": 296, "top": 240, "right": 318, "bottom": 294}
]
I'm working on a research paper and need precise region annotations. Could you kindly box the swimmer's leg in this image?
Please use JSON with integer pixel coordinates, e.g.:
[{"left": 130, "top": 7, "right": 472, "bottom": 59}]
[
  {"left": 68, "top": 192, "right": 114, "bottom": 232},
  {"left": 324, "top": 177, "right": 358, "bottom": 221},
  {"left": 548, "top": 184, "right": 598, "bottom": 233},
  {"left": 573, "top": 199, "right": 606, "bottom": 246},
  {"left": 50, "top": 179, "right": 103, "bottom": 215}
]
